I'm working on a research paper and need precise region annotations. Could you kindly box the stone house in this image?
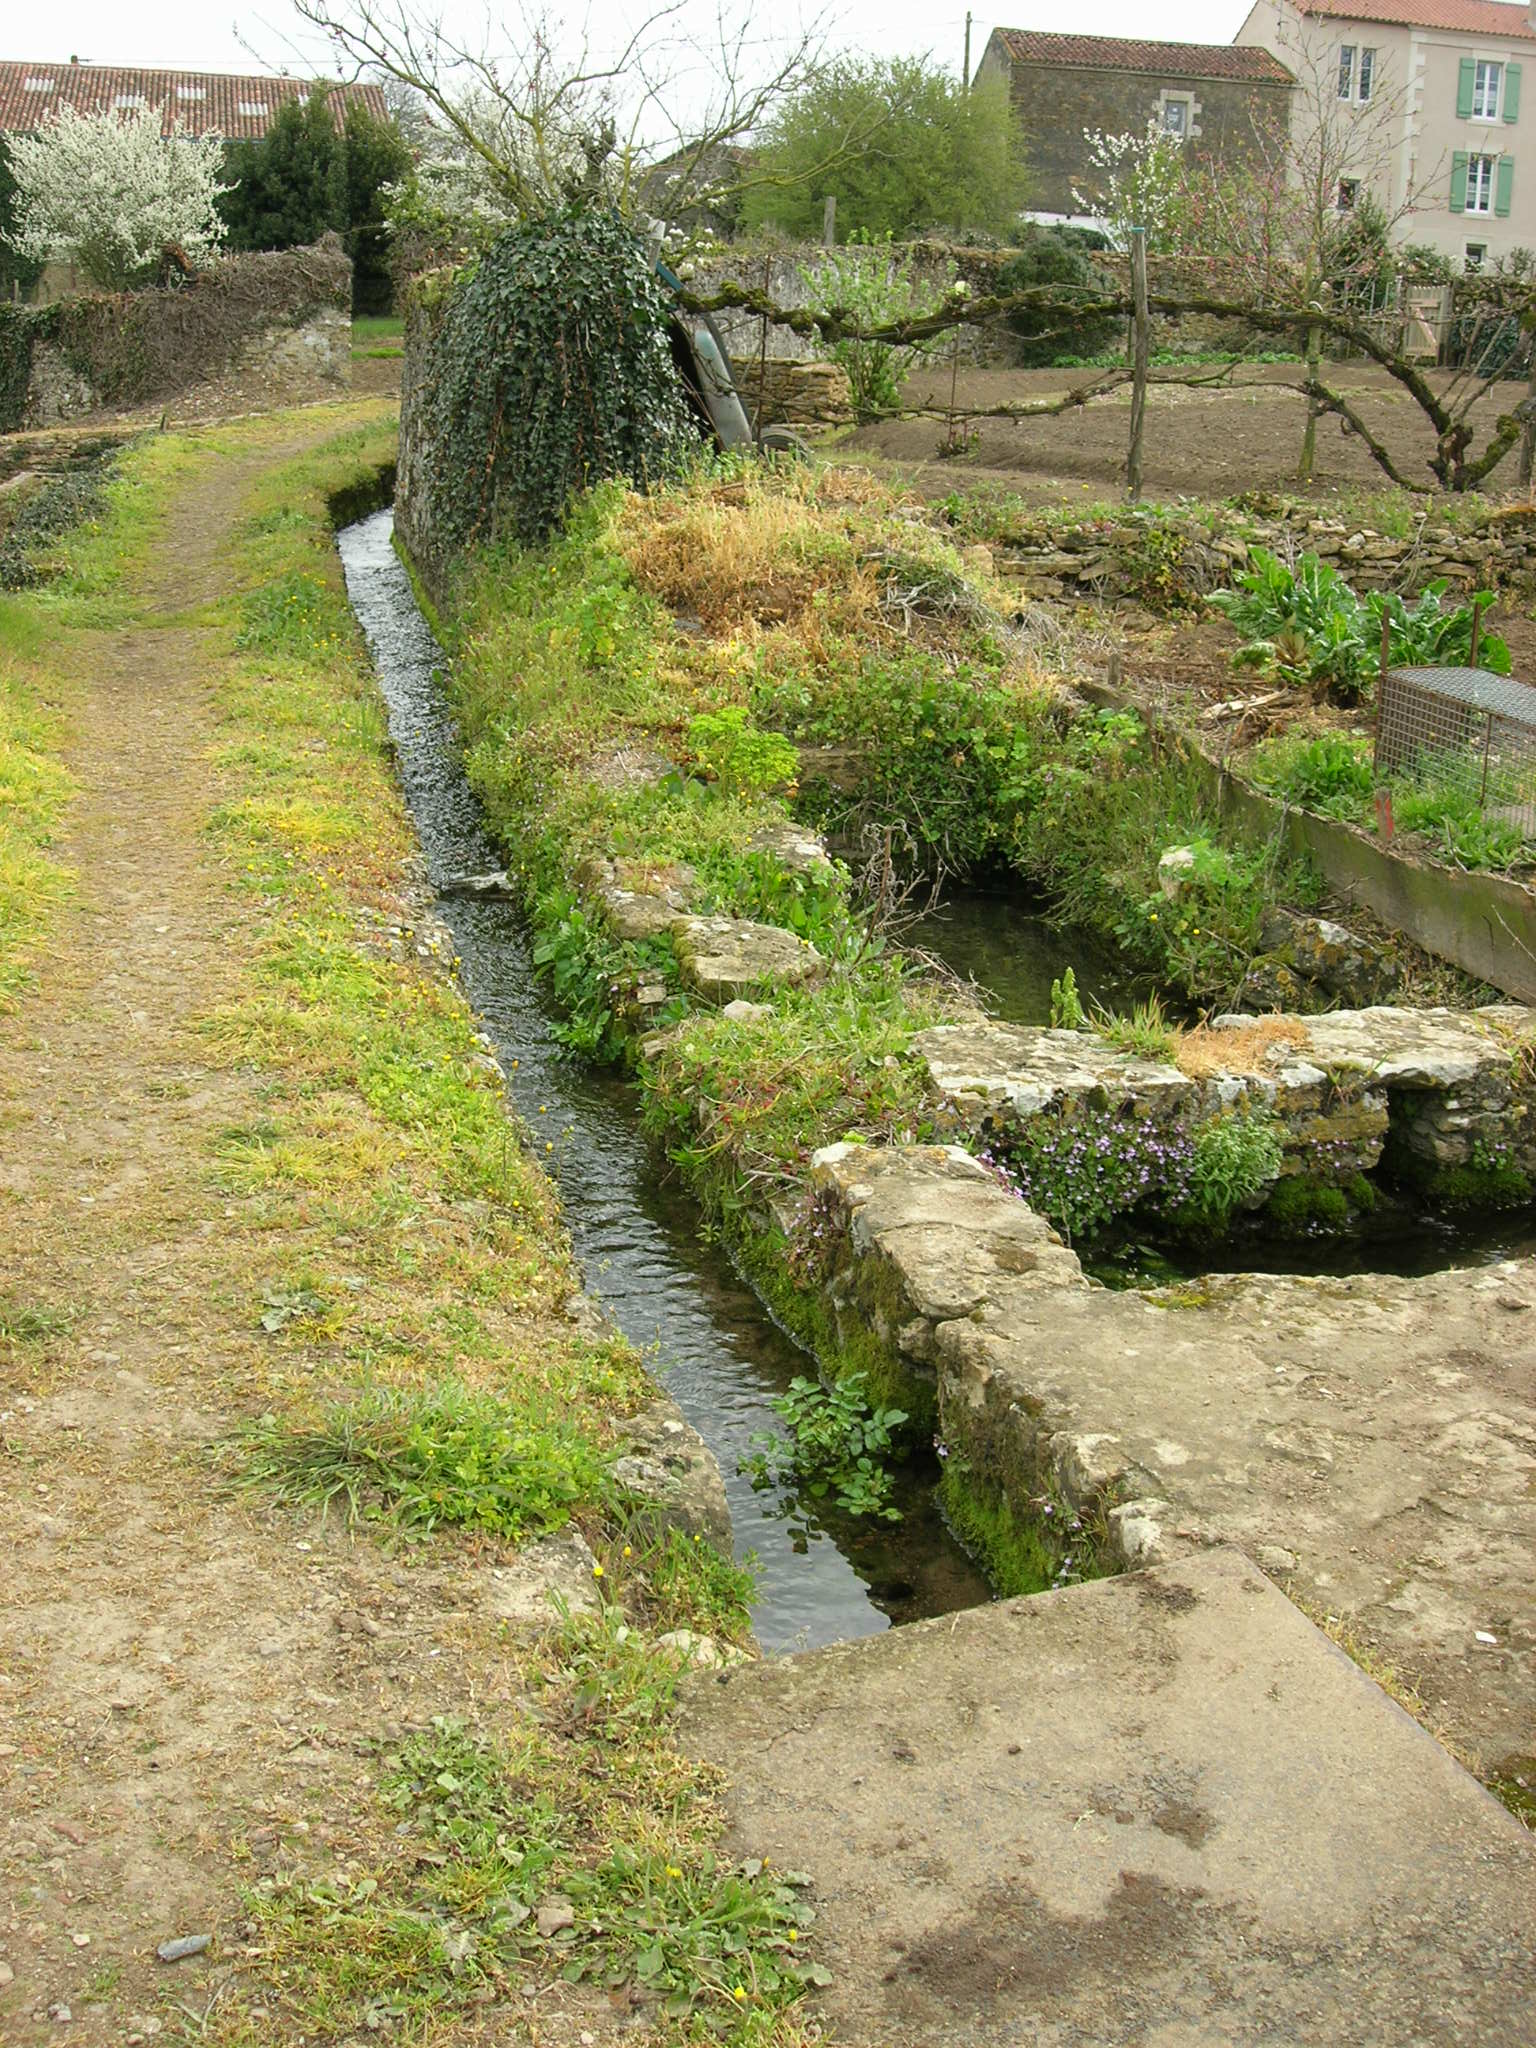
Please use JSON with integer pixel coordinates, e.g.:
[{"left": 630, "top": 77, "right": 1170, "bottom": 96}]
[
  {"left": 1234, "top": 0, "right": 1536, "bottom": 266},
  {"left": 975, "top": 28, "right": 1295, "bottom": 224},
  {"left": 0, "top": 58, "right": 388, "bottom": 299}
]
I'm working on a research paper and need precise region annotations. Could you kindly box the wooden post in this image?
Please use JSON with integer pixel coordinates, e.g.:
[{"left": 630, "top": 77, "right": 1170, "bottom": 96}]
[
  {"left": 1373, "top": 607, "right": 1391, "bottom": 779},
  {"left": 1127, "top": 228, "right": 1150, "bottom": 503},
  {"left": 1299, "top": 319, "right": 1322, "bottom": 485},
  {"left": 755, "top": 254, "right": 771, "bottom": 445},
  {"left": 822, "top": 194, "right": 836, "bottom": 247},
  {"left": 1470, "top": 594, "right": 1484, "bottom": 669},
  {"left": 1520, "top": 319, "right": 1536, "bottom": 492}
]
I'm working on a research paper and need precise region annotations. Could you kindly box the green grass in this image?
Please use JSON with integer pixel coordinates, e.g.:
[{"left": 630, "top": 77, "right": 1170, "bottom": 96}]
[
  {"left": 0, "top": 605, "right": 75, "bottom": 1008},
  {"left": 352, "top": 314, "right": 404, "bottom": 358},
  {"left": 230, "top": 1380, "right": 618, "bottom": 1541}
]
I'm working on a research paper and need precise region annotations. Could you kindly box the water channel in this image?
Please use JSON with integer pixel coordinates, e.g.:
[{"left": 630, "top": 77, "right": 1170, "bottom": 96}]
[{"left": 337, "top": 510, "right": 989, "bottom": 1654}]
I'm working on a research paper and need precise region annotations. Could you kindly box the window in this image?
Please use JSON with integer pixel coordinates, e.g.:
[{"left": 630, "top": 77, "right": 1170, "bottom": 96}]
[
  {"left": 1338, "top": 45, "right": 1375, "bottom": 103},
  {"left": 22, "top": 76, "right": 54, "bottom": 91},
  {"left": 113, "top": 92, "right": 145, "bottom": 108},
  {"left": 1465, "top": 242, "right": 1487, "bottom": 268},
  {"left": 176, "top": 84, "right": 206, "bottom": 100},
  {"left": 237, "top": 100, "right": 268, "bottom": 115},
  {"left": 1474, "top": 59, "right": 1502, "bottom": 119},
  {"left": 1467, "top": 152, "right": 1497, "bottom": 211},
  {"left": 1162, "top": 97, "right": 1189, "bottom": 138},
  {"left": 1337, "top": 178, "right": 1360, "bottom": 210}
]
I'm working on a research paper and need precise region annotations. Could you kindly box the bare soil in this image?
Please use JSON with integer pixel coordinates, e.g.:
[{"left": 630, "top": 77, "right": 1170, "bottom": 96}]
[{"left": 852, "top": 361, "right": 1534, "bottom": 506}]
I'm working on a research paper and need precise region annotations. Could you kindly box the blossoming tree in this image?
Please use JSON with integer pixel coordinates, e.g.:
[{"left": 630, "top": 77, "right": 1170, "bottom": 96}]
[{"left": 4, "top": 104, "right": 230, "bottom": 291}]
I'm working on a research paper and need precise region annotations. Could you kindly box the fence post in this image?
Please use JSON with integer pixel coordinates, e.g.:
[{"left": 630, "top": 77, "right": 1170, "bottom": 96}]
[
  {"left": 822, "top": 195, "right": 837, "bottom": 247},
  {"left": 1520, "top": 312, "right": 1536, "bottom": 492},
  {"left": 755, "top": 254, "right": 771, "bottom": 444},
  {"left": 1127, "top": 227, "right": 1149, "bottom": 503},
  {"left": 1299, "top": 315, "right": 1322, "bottom": 484}
]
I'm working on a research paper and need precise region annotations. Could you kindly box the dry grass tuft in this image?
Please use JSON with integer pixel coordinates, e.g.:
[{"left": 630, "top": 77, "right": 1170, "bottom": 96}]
[
  {"left": 1175, "top": 1015, "right": 1309, "bottom": 1078},
  {"left": 621, "top": 481, "right": 872, "bottom": 635}
]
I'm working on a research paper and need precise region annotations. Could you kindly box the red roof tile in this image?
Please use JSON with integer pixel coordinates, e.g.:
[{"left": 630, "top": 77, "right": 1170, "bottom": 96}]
[
  {"left": 0, "top": 60, "right": 389, "bottom": 140},
  {"left": 1296, "top": 0, "right": 1536, "bottom": 35},
  {"left": 991, "top": 28, "right": 1295, "bottom": 81}
]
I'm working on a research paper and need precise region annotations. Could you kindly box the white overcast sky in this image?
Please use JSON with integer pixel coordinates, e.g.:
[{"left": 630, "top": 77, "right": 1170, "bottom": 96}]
[{"left": 22, "top": 1, "right": 1257, "bottom": 86}]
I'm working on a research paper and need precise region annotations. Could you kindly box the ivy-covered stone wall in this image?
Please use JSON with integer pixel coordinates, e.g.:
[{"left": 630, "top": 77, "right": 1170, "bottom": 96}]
[{"left": 0, "top": 235, "right": 351, "bottom": 432}]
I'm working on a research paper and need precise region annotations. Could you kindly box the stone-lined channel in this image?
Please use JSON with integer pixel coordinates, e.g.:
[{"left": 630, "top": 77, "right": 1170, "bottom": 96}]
[{"left": 338, "top": 509, "right": 988, "bottom": 1651}]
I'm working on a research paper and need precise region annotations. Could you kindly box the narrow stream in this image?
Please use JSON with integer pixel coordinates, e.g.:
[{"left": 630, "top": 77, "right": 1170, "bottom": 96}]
[{"left": 337, "top": 510, "right": 989, "bottom": 1653}]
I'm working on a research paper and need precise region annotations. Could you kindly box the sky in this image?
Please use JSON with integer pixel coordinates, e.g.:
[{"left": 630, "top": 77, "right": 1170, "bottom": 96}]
[{"left": 19, "top": 0, "right": 1259, "bottom": 85}]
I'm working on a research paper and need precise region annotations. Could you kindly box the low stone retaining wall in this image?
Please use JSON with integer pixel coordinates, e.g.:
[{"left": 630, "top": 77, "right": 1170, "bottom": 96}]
[
  {"left": 918, "top": 1005, "right": 1535, "bottom": 1224},
  {"left": 727, "top": 355, "right": 852, "bottom": 426},
  {"left": 990, "top": 500, "right": 1536, "bottom": 604},
  {"left": 0, "top": 237, "right": 353, "bottom": 433}
]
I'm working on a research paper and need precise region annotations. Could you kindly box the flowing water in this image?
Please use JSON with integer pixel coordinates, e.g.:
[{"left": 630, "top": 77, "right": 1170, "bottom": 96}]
[{"left": 337, "top": 510, "right": 989, "bottom": 1653}]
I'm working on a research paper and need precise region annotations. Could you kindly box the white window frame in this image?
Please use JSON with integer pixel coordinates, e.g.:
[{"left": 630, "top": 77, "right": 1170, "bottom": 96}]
[
  {"left": 1161, "top": 96, "right": 1191, "bottom": 139},
  {"left": 1466, "top": 153, "right": 1497, "bottom": 213},
  {"left": 1472, "top": 58, "right": 1502, "bottom": 121},
  {"left": 1358, "top": 47, "right": 1376, "bottom": 102},
  {"left": 1339, "top": 44, "right": 1355, "bottom": 99}
]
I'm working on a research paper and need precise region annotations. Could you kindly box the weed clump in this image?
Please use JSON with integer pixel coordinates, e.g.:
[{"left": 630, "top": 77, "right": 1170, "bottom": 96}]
[{"left": 232, "top": 1380, "right": 615, "bottom": 1542}]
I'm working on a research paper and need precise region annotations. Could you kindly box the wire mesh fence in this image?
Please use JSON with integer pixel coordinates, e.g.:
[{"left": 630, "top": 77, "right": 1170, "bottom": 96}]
[{"left": 1376, "top": 666, "right": 1536, "bottom": 827}]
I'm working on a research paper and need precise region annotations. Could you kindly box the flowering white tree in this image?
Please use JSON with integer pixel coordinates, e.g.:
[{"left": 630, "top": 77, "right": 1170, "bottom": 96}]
[
  {"left": 1072, "top": 126, "right": 1187, "bottom": 251},
  {"left": 4, "top": 104, "right": 230, "bottom": 290}
]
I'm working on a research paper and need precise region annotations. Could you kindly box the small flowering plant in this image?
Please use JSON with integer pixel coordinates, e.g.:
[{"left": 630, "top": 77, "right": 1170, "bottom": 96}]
[{"left": 990, "top": 1105, "right": 1197, "bottom": 1243}]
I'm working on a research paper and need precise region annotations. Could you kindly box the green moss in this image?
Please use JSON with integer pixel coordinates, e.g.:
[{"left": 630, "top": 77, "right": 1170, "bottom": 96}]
[
  {"left": 734, "top": 1222, "right": 937, "bottom": 1438},
  {"left": 937, "top": 1461, "right": 1114, "bottom": 1597},
  {"left": 1424, "top": 1161, "right": 1532, "bottom": 1209},
  {"left": 1263, "top": 1174, "right": 1351, "bottom": 1236},
  {"left": 1487, "top": 1756, "right": 1536, "bottom": 1831}
]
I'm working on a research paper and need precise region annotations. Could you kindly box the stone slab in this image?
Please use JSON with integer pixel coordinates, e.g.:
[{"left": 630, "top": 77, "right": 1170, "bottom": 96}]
[
  {"left": 810, "top": 1143, "right": 1536, "bottom": 1770},
  {"left": 671, "top": 913, "right": 826, "bottom": 1002},
  {"left": 681, "top": 1550, "right": 1536, "bottom": 2048}
]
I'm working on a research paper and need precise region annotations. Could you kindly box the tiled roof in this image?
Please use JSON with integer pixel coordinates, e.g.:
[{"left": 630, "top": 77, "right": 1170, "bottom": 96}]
[
  {"left": 0, "top": 61, "right": 389, "bottom": 139},
  {"left": 991, "top": 29, "right": 1295, "bottom": 81},
  {"left": 1296, "top": 0, "right": 1536, "bottom": 35}
]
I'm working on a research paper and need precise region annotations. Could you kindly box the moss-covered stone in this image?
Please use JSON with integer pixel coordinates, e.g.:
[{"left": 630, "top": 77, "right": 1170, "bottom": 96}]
[{"left": 1263, "top": 1174, "right": 1352, "bottom": 1236}]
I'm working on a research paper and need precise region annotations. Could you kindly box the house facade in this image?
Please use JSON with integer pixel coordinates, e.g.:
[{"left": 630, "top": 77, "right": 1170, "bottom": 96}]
[
  {"left": 975, "top": 29, "right": 1295, "bottom": 221},
  {"left": 1234, "top": 0, "right": 1536, "bottom": 264}
]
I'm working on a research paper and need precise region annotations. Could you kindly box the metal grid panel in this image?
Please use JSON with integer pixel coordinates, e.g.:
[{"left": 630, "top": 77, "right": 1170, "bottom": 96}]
[{"left": 1376, "top": 665, "right": 1536, "bottom": 819}]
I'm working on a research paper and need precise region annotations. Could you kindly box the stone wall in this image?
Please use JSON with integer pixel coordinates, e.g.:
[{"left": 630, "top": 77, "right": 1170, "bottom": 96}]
[
  {"left": 989, "top": 499, "right": 1536, "bottom": 602},
  {"left": 1, "top": 238, "right": 353, "bottom": 432},
  {"left": 917, "top": 1006, "right": 1536, "bottom": 1214},
  {"left": 688, "top": 239, "right": 1020, "bottom": 365},
  {"left": 804, "top": 1137, "right": 1536, "bottom": 1768}
]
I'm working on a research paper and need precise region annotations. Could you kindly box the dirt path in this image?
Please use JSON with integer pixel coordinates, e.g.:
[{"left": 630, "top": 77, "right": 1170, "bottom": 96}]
[{"left": 0, "top": 421, "right": 612, "bottom": 2045}]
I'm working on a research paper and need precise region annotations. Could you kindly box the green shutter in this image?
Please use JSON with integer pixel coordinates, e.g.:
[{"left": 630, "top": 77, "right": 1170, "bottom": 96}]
[
  {"left": 1458, "top": 56, "right": 1476, "bottom": 118},
  {"left": 1497, "top": 154, "right": 1516, "bottom": 214},
  {"left": 1451, "top": 149, "right": 1469, "bottom": 211},
  {"left": 1504, "top": 61, "right": 1522, "bottom": 122}
]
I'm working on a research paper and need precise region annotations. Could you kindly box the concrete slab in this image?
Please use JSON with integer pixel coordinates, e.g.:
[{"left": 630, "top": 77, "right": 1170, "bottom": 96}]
[{"left": 682, "top": 1551, "right": 1535, "bottom": 2047}]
